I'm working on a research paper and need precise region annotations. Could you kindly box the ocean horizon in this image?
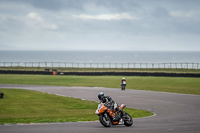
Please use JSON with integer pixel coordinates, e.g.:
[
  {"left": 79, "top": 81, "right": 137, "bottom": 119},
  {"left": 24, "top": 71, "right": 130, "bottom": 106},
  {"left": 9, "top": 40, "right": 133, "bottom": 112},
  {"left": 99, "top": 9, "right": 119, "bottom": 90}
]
[{"left": 0, "top": 50, "right": 200, "bottom": 63}]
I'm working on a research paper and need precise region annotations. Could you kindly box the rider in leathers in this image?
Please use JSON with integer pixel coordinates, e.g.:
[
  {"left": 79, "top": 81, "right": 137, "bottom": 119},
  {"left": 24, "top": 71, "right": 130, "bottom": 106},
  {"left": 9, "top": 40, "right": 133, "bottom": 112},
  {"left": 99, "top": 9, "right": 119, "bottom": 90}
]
[{"left": 98, "top": 92, "right": 120, "bottom": 121}]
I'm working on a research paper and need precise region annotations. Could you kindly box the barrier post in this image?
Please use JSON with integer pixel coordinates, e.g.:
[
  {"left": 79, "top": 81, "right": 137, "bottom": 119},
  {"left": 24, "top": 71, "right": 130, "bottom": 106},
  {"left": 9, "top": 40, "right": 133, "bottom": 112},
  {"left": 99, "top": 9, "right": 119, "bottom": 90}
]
[{"left": 53, "top": 71, "right": 56, "bottom": 75}]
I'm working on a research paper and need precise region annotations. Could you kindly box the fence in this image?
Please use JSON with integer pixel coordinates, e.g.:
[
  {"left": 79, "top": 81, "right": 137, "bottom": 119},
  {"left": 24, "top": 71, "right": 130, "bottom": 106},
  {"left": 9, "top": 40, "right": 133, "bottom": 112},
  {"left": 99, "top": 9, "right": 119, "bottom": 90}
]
[{"left": 0, "top": 62, "right": 199, "bottom": 69}]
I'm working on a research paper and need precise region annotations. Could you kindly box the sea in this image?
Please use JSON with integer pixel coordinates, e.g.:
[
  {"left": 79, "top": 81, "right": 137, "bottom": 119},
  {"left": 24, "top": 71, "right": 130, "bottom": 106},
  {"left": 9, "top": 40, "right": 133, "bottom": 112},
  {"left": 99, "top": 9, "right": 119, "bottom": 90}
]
[{"left": 0, "top": 51, "right": 199, "bottom": 63}]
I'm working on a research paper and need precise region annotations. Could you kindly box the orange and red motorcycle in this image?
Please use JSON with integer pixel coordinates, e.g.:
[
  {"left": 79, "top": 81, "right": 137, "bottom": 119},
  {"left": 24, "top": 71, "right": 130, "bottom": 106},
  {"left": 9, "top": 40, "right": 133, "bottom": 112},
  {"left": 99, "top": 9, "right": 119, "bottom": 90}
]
[{"left": 95, "top": 103, "right": 133, "bottom": 127}]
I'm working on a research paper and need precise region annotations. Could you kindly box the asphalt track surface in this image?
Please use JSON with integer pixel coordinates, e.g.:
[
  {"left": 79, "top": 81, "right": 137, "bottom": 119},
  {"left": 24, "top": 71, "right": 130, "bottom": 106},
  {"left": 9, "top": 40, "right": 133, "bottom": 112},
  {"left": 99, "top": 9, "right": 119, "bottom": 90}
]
[{"left": 0, "top": 84, "right": 200, "bottom": 133}]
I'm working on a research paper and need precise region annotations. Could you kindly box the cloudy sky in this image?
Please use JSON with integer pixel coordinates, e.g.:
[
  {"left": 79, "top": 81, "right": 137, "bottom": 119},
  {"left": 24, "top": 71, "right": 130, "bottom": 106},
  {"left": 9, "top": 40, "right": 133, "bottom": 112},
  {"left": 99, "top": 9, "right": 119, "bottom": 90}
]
[{"left": 0, "top": 0, "right": 200, "bottom": 51}]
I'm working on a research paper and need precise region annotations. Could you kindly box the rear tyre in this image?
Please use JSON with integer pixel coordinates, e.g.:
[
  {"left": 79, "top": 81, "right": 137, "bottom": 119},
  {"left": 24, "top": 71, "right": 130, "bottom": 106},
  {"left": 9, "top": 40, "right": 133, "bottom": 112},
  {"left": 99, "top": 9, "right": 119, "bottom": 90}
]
[
  {"left": 124, "top": 113, "right": 133, "bottom": 126},
  {"left": 99, "top": 113, "right": 112, "bottom": 127}
]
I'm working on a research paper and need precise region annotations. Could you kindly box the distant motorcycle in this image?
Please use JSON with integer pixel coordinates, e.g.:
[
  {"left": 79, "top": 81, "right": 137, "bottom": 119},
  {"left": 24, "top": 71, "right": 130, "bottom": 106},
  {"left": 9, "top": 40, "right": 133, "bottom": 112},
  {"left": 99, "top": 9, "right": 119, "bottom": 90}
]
[
  {"left": 121, "top": 80, "right": 126, "bottom": 90},
  {"left": 95, "top": 103, "right": 133, "bottom": 127}
]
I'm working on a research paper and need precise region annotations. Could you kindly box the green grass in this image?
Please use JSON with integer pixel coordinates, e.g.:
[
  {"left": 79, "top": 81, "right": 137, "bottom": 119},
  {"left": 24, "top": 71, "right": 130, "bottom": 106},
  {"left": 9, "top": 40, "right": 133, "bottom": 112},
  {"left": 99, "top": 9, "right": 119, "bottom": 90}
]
[
  {"left": 0, "top": 74, "right": 198, "bottom": 124},
  {"left": 0, "top": 74, "right": 200, "bottom": 95},
  {"left": 0, "top": 89, "right": 153, "bottom": 124}
]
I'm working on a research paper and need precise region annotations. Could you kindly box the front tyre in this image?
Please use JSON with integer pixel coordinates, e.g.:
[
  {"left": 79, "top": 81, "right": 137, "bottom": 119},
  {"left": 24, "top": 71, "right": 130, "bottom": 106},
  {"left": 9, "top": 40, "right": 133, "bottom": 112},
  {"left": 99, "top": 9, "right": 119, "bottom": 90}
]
[
  {"left": 99, "top": 113, "right": 112, "bottom": 127},
  {"left": 121, "top": 85, "right": 125, "bottom": 90},
  {"left": 124, "top": 113, "right": 133, "bottom": 126}
]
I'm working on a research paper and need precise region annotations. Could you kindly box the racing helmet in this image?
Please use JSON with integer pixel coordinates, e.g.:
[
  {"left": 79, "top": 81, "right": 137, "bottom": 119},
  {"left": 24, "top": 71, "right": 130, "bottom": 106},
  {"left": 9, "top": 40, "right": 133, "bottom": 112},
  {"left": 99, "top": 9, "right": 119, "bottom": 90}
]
[{"left": 98, "top": 92, "right": 104, "bottom": 100}]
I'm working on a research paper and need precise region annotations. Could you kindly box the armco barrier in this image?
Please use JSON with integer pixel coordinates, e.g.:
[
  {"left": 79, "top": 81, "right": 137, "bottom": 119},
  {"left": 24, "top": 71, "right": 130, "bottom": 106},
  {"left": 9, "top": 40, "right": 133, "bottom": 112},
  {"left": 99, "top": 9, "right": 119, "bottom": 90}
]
[
  {"left": 59, "top": 72, "right": 200, "bottom": 77},
  {"left": 0, "top": 70, "right": 200, "bottom": 77},
  {"left": 0, "top": 70, "right": 52, "bottom": 75}
]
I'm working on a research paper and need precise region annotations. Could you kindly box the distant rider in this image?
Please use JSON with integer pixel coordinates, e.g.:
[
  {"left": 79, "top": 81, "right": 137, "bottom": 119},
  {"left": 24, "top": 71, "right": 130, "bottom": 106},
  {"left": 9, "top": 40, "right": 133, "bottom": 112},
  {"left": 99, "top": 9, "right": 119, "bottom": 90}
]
[
  {"left": 98, "top": 92, "right": 119, "bottom": 121},
  {"left": 121, "top": 77, "right": 127, "bottom": 86}
]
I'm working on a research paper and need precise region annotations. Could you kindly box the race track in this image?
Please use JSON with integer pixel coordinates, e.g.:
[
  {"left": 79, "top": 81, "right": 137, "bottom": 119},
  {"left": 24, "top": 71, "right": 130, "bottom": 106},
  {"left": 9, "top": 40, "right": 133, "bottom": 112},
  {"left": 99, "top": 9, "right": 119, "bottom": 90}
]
[{"left": 0, "top": 84, "right": 200, "bottom": 133}]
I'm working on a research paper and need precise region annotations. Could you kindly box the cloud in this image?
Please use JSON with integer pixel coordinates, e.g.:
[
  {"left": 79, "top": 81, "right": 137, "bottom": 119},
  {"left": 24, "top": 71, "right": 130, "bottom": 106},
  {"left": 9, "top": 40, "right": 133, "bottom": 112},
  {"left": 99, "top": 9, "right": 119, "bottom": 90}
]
[
  {"left": 0, "top": 0, "right": 200, "bottom": 51},
  {"left": 29, "top": 0, "right": 66, "bottom": 11},
  {"left": 95, "top": 0, "right": 140, "bottom": 12},
  {"left": 170, "top": 10, "right": 200, "bottom": 20},
  {"left": 74, "top": 13, "right": 139, "bottom": 20},
  {"left": 152, "top": 7, "right": 169, "bottom": 18},
  {"left": 27, "top": 12, "right": 43, "bottom": 22},
  {"left": 26, "top": 12, "right": 58, "bottom": 30}
]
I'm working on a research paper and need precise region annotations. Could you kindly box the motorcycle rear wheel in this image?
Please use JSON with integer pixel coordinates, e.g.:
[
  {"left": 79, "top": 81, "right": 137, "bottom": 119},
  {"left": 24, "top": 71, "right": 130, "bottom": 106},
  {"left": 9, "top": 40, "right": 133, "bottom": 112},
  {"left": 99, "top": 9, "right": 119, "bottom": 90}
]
[
  {"left": 124, "top": 113, "right": 133, "bottom": 126},
  {"left": 99, "top": 113, "right": 112, "bottom": 127}
]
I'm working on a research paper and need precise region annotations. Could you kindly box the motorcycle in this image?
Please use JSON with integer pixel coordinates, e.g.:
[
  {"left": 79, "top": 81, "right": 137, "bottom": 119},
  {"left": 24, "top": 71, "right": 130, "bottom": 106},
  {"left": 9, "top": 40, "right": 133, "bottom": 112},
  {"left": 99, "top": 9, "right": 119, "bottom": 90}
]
[
  {"left": 95, "top": 102, "right": 133, "bottom": 127},
  {"left": 121, "top": 81, "right": 126, "bottom": 90}
]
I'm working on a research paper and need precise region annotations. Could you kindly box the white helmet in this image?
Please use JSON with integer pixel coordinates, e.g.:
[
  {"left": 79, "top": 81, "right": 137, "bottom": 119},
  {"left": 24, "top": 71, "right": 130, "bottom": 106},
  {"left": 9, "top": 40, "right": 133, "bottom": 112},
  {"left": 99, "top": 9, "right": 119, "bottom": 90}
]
[{"left": 122, "top": 77, "right": 125, "bottom": 80}]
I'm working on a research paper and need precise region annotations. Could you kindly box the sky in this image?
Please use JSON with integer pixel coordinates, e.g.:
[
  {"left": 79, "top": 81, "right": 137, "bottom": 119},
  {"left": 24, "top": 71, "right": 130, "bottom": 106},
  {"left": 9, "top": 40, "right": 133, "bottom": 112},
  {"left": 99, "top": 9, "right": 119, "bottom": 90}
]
[{"left": 0, "top": 0, "right": 200, "bottom": 51}]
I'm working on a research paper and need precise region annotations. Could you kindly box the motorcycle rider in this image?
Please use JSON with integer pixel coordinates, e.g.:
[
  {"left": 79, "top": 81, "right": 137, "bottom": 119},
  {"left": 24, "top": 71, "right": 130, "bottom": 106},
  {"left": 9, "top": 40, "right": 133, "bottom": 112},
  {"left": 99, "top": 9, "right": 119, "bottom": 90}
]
[
  {"left": 98, "top": 92, "right": 120, "bottom": 121},
  {"left": 121, "top": 77, "right": 126, "bottom": 86}
]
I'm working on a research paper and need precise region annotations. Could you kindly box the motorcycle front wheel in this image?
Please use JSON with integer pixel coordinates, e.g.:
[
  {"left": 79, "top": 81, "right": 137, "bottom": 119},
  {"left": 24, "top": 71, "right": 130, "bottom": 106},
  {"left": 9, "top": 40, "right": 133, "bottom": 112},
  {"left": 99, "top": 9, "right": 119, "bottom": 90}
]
[
  {"left": 124, "top": 113, "right": 133, "bottom": 126},
  {"left": 121, "top": 85, "right": 125, "bottom": 90},
  {"left": 99, "top": 113, "right": 112, "bottom": 127}
]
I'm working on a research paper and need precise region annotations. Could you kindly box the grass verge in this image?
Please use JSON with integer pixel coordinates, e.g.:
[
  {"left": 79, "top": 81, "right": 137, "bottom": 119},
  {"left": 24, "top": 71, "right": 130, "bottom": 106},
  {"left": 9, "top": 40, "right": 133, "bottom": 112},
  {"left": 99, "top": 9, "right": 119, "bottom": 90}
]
[
  {"left": 0, "top": 89, "right": 153, "bottom": 124},
  {"left": 1, "top": 67, "right": 200, "bottom": 73},
  {"left": 0, "top": 74, "right": 200, "bottom": 95}
]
